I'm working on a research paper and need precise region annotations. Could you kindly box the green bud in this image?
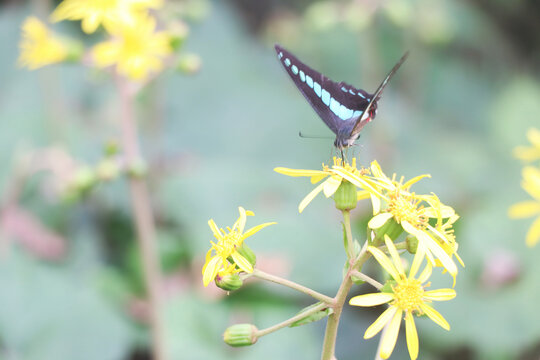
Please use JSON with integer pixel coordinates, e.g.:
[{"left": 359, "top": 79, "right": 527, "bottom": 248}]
[
  {"left": 176, "top": 53, "right": 202, "bottom": 74},
  {"left": 96, "top": 159, "right": 119, "bottom": 181},
  {"left": 373, "top": 217, "right": 403, "bottom": 243},
  {"left": 223, "top": 324, "right": 258, "bottom": 347},
  {"left": 289, "top": 302, "right": 332, "bottom": 327},
  {"left": 215, "top": 273, "right": 243, "bottom": 292},
  {"left": 333, "top": 180, "right": 357, "bottom": 211},
  {"left": 406, "top": 235, "right": 419, "bottom": 254},
  {"left": 169, "top": 21, "right": 190, "bottom": 51},
  {"left": 64, "top": 39, "right": 84, "bottom": 63},
  {"left": 126, "top": 159, "right": 148, "bottom": 178},
  {"left": 236, "top": 244, "right": 256, "bottom": 267},
  {"left": 72, "top": 166, "right": 96, "bottom": 191},
  {"left": 103, "top": 140, "right": 119, "bottom": 156}
]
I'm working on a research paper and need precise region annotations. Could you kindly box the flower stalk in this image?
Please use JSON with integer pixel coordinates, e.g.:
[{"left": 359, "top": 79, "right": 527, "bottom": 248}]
[{"left": 117, "top": 77, "right": 166, "bottom": 360}]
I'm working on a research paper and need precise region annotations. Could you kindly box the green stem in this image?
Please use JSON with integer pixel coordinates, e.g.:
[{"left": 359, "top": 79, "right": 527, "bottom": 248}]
[
  {"left": 342, "top": 210, "right": 354, "bottom": 260},
  {"left": 256, "top": 302, "right": 328, "bottom": 338},
  {"left": 252, "top": 269, "right": 334, "bottom": 304},
  {"left": 118, "top": 78, "right": 166, "bottom": 360},
  {"left": 350, "top": 270, "right": 383, "bottom": 290},
  {"left": 321, "top": 214, "right": 372, "bottom": 360},
  {"left": 378, "top": 241, "right": 407, "bottom": 252}
]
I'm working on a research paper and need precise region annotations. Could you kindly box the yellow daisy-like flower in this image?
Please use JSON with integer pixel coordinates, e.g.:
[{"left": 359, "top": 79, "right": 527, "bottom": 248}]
[
  {"left": 51, "top": 0, "right": 163, "bottom": 34},
  {"left": 92, "top": 15, "right": 172, "bottom": 80},
  {"left": 202, "top": 207, "right": 276, "bottom": 287},
  {"left": 513, "top": 128, "right": 540, "bottom": 163},
  {"left": 365, "top": 161, "right": 458, "bottom": 280},
  {"left": 18, "top": 17, "right": 68, "bottom": 70},
  {"left": 509, "top": 166, "right": 540, "bottom": 247},
  {"left": 349, "top": 236, "right": 456, "bottom": 360},
  {"left": 274, "top": 157, "right": 381, "bottom": 213}
]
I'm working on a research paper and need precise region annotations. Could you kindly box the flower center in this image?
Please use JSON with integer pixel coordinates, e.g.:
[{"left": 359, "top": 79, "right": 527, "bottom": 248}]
[
  {"left": 387, "top": 191, "right": 427, "bottom": 229},
  {"left": 392, "top": 278, "right": 424, "bottom": 312},
  {"left": 323, "top": 157, "right": 366, "bottom": 176},
  {"left": 214, "top": 230, "right": 242, "bottom": 257}
]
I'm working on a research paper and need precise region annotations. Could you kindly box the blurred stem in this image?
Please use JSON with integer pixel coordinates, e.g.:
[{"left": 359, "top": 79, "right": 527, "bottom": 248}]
[
  {"left": 256, "top": 302, "right": 327, "bottom": 338},
  {"left": 117, "top": 77, "right": 167, "bottom": 360},
  {"left": 321, "top": 217, "right": 374, "bottom": 360},
  {"left": 252, "top": 269, "right": 334, "bottom": 304},
  {"left": 342, "top": 210, "right": 354, "bottom": 259},
  {"left": 350, "top": 271, "right": 383, "bottom": 290}
]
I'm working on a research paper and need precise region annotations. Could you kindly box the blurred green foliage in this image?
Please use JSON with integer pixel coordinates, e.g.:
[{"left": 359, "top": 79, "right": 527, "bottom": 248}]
[{"left": 1, "top": 0, "right": 540, "bottom": 359}]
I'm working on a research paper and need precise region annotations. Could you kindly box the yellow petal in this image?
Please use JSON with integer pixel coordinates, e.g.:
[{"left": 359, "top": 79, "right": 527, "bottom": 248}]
[
  {"left": 323, "top": 176, "right": 342, "bottom": 197},
  {"left": 231, "top": 251, "right": 253, "bottom": 273},
  {"left": 299, "top": 181, "right": 325, "bottom": 213},
  {"left": 202, "top": 256, "right": 222, "bottom": 286},
  {"left": 527, "top": 127, "right": 540, "bottom": 147},
  {"left": 368, "top": 246, "right": 400, "bottom": 280},
  {"left": 274, "top": 167, "right": 328, "bottom": 181},
  {"left": 423, "top": 289, "right": 456, "bottom": 301},
  {"left": 350, "top": 293, "right": 394, "bottom": 307},
  {"left": 371, "top": 193, "right": 381, "bottom": 215},
  {"left": 242, "top": 222, "right": 277, "bottom": 240},
  {"left": 379, "top": 308, "right": 402, "bottom": 359},
  {"left": 368, "top": 213, "right": 393, "bottom": 229},
  {"left": 364, "top": 306, "right": 397, "bottom": 339},
  {"left": 420, "top": 304, "right": 450, "bottom": 330},
  {"left": 526, "top": 216, "right": 540, "bottom": 247},
  {"left": 234, "top": 207, "right": 247, "bottom": 233},
  {"left": 208, "top": 219, "right": 223, "bottom": 240},
  {"left": 417, "top": 262, "right": 432, "bottom": 284},
  {"left": 384, "top": 235, "right": 404, "bottom": 275},
  {"left": 357, "top": 190, "right": 371, "bottom": 201},
  {"left": 332, "top": 167, "right": 382, "bottom": 197},
  {"left": 405, "top": 312, "right": 419, "bottom": 360},
  {"left": 408, "top": 245, "right": 426, "bottom": 279},
  {"left": 508, "top": 201, "right": 540, "bottom": 218},
  {"left": 402, "top": 174, "right": 430, "bottom": 189}
]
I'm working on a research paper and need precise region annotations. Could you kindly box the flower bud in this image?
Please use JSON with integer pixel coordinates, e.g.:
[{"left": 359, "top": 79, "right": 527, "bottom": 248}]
[
  {"left": 176, "top": 53, "right": 201, "bottom": 74},
  {"left": 236, "top": 244, "right": 256, "bottom": 267},
  {"left": 372, "top": 217, "right": 403, "bottom": 243},
  {"left": 168, "top": 21, "right": 190, "bottom": 51},
  {"left": 103, "top": 140, "right": 119, "bottom": 156},
  {"left": 96, "top": 159, "right": 119, "bottom": 181},
  {"left": 72, "top": 166, "right": 96, "bottom": 191},
  {"left": 406, "top": 235, "right": 418, "bottom": 254},
  {"left": 333, "top": 180, "right": 357, "bottom": 211},
  {"left": 223, "top": 324, "right": 258, "bottom": 347},
  {"left": 126, "top": 159, "right": 148, "bottom": 178},
  {"left": 64, "top": 39, "right": 84, "bottom": 63},
  {"left": 215, "top": 273, "right": 243, "bottom": 292}
]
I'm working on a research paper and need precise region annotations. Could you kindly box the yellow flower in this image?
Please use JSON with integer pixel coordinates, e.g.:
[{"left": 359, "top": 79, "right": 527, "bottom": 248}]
[
  {"left": 92, "top": 15, "right": 172, "bottom": 80},
  {"left": 349, "top": 236, "right": 456, "bottom": 360},
  {"left": 365, "top": 161, "right": 458, "bottom": 280},
  {"left": 202, "top": 207, "right": 276, "bottom": 287},
  {"left": 18, "top": 17, "right": 68, "bottom": 70},
  {"left": 513, "top": 128, "right": 540, "bottom": 163},
  {"left": 274, "top": 157, "right": 381, "bottom": 213},
  {"left": 509, "top": 166, "right": 540, "bottom": 247},
  {"left": 51, "top": 0, "right": 163, "bottom": 34}
]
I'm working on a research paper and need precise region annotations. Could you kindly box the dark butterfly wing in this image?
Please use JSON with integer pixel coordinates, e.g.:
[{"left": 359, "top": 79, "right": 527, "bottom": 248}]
[
  {"left": 350, "top": 51, "right": 409, "bottom": 137},
  {"left": 275, "top": 45, "right": 372, "bottom": 135}
]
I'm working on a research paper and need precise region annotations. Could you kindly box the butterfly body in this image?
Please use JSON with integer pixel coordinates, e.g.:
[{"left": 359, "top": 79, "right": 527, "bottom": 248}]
[{"left": 275, "top": 45, "right": 407, "bottom": 150}]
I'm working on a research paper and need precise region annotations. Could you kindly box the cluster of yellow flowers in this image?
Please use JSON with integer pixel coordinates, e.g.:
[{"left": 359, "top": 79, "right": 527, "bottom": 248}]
[
  {"left": 204, "top": 156, "right": 462, "bottom": 359},
  {"left": 18, "top": 0, "right": 187, "bottom": 80},
  {"left": 509, "top": 128, "right": 540, "bottom": 247}
]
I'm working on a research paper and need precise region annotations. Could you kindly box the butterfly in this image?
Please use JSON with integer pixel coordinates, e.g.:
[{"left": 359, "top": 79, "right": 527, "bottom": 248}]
[{"left": 275, "top": 44, "right": 408, "bottom": 151}]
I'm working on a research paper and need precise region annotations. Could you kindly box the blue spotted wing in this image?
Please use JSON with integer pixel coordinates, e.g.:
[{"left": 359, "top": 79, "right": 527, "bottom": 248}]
[{"left": 275, "top": 44, "right": 408, "bottom": 149}]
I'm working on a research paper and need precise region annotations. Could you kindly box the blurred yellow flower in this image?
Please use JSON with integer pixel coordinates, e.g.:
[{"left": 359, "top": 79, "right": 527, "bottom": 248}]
[
  {"left": 92, "top": 15, "right": 172, "bottom": 80},
  {"left": 514, "top": 128, "right": 540, "bottom": 163},
  {"left": 349, "top": 236, "right": 456, "bottom": 360},
  {"left": 274, "top": 157, "right": 380, "bottom": 213},
  {"left": 366, "top": 161, "right": 458, "bottom": 280},
  {"left": 51, "top": 0, "right": 163, "bottom": 34},
  {"left": 202, "top": 207, "right": 276, "bottom": 287},
  {"left": 509, "top": 166, "right": 540, "bottom": 247},
  {"left": 18, "top": 17, "right": 68, "bottom": 70}
]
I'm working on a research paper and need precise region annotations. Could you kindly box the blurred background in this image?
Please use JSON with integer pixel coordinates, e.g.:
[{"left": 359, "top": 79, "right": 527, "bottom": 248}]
[{"left": 1, "top": 0, "right": 540, "bottom": 359}]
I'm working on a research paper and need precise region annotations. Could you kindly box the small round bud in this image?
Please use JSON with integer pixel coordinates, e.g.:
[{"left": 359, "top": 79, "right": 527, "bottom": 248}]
[
  {"left": 96, "top": 159, "right": 119, "bottom": 181},
  {"left": 223, "top": 324, "right": 258, "bottom": 347},
  {"left": 236, "top": 244, "right": 256, "bottom": 267},
  {"left": 333, "top": 180, "right": 357, "bottom": 211},
  {"left": 65, "top": 39, "right": 84, "bottom": 63},
  {"left": 168, "top": 21, "right": 190, "bottom": 51},
  {"left": 72, "top": 166, "right": 96, "bottom": 191},
  {"left": 406, "top": 235, "right": 418, "bottom": 254},
  {"left": 176, "top": 53, "right": 202, "bottom": 74},
  {"left": 126, "top": 159, "right": 148, "bottom": 179},
  {"left": 372, "top": 217, "right": 403, "bottom": 243},
  {"left": 103, "top": 140, "right": 119, "bottom": 156},
  {"left": 215, "top": 273, "right": 243, "bottom": 292}
]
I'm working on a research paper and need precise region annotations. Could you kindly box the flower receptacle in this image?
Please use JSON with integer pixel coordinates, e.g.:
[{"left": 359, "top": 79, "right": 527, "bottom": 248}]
[{"left": 223, "top": 324, "right": 258, "bottom": 347}]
